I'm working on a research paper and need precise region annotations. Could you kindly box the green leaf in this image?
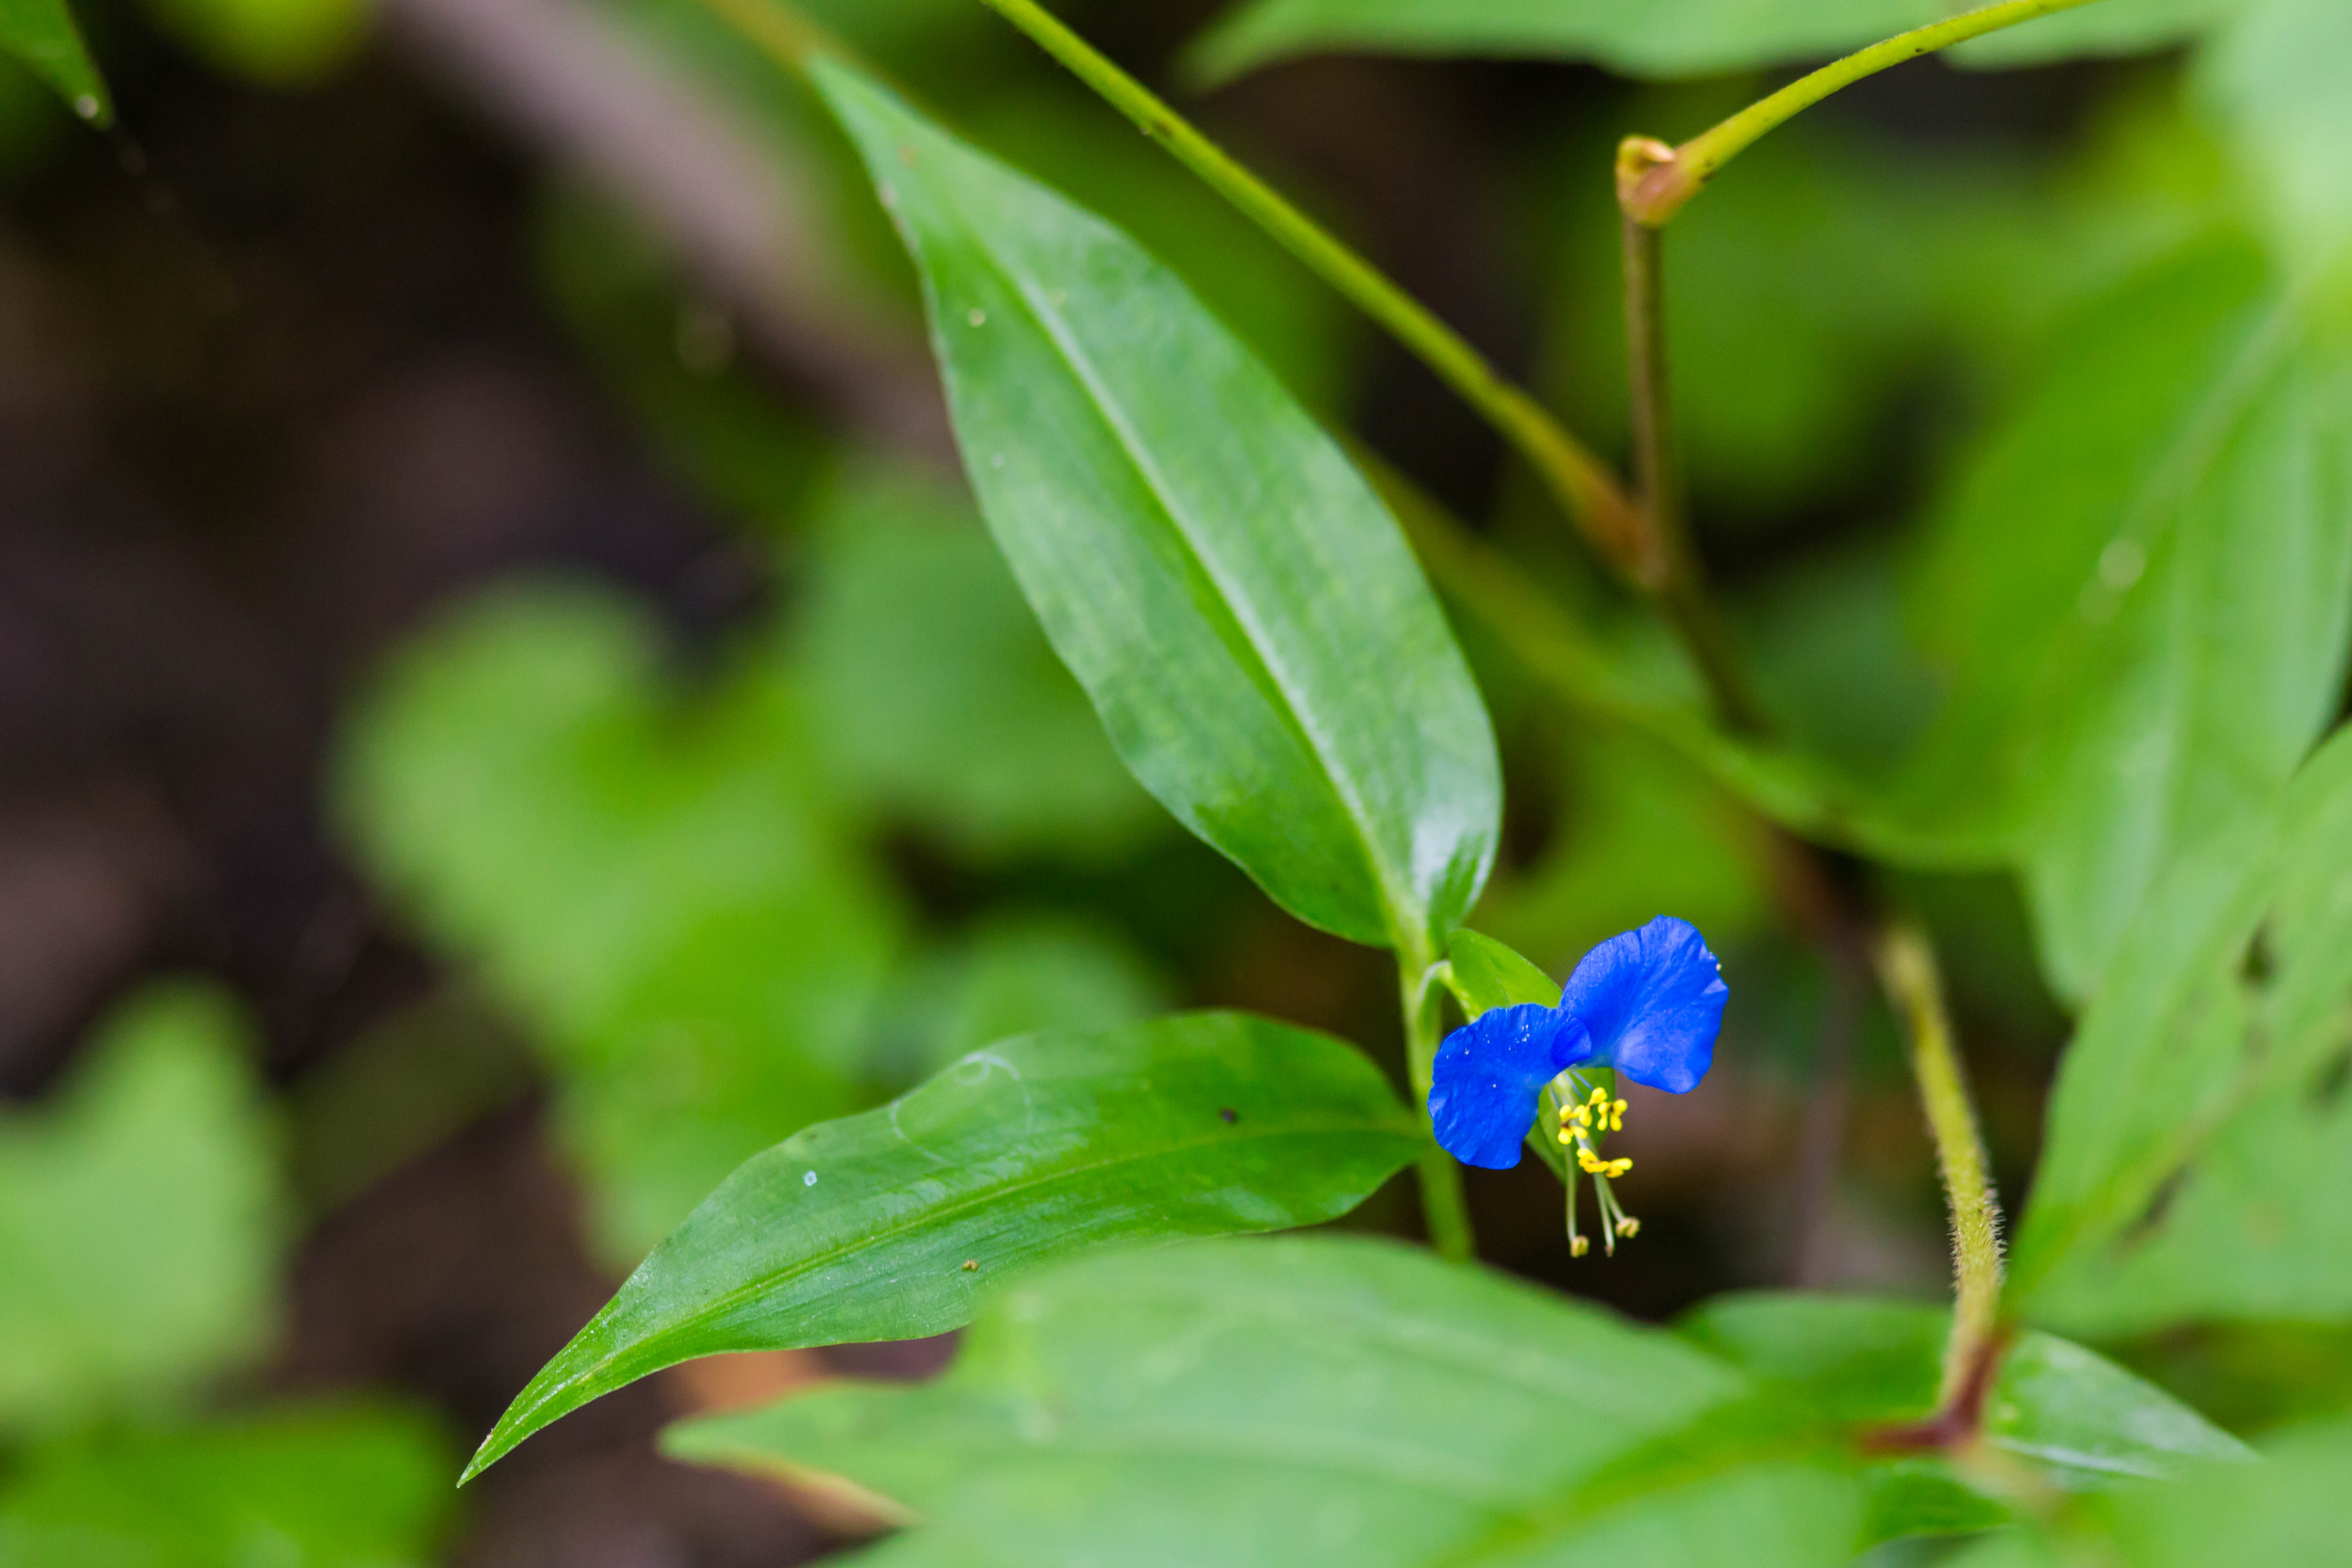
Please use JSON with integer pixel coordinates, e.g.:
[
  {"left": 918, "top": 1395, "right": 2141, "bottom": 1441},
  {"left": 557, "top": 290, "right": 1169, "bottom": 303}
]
[
  {"left": 1892, "top": 230, "right": 2352, "bottom": 1000},
  {"left": 462, "top": 1015, "right": 1421, "bottom": 1481},
  {"left": 796, "top": 466, "right": 1164, "bottom": 863},
  {"left": 1187, "top": 0, "right": 2228, "bottom": 84},
  {"left": 336, "top": 581, "right": 902, "bottom": 1263},
  {"left": 0, "top": 0, "right": 106, "bottom": 123},
  {"left": 2012, "top": 726, "right": 2352, "bottom": 1334},
  {"left": 1944, "top": 1419, "right": 2352, "bottom": 1568},
  {"left": 668, "top": 1236, "right": 1868, "bottom": 1568},
  {"left": 0, "top": 1405, "right": 454, "bottom": 1568},
  {"left": 1680, "top": 1296, "right": 2251, "bottom": 1487},
  {"left": 813, "top": 59, "right": 1502, "bottom": 957},
  {"left": 867, "top": 916, "right": 1170, "bottom": 1085},
  {"left": 2196, "top": 0, "right": 2352, "bottom": 287},
  {"left": 1443, "top": 928, "right": 1560, "bottom": 1018},
  {"left": 0, "top": 982, "right": 281, "bottom": 1432}
]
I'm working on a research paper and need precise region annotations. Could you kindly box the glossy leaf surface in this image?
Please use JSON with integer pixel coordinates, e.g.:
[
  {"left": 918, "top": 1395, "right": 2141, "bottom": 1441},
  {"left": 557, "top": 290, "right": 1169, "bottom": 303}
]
[
  {"left": 0, "top": 0, "right": 105, "bottom": 120},
  {"left": 0, "top": 983, "right": 280, "bottom": 1432},
  {"left": 815, "top": 60, "right": 1501, "bottom": 956},
  {"left": 2014, "top": 726, "right": 2352, "bottom": 1334},
  {"left": 465, "top": 1015, "right": 1421, "bottom": 1480}
]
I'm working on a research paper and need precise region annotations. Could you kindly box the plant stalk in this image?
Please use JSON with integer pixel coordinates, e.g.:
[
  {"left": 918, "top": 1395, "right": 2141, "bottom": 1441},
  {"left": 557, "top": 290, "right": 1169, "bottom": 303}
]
[
  {"left": 1623, "top": 0, "right": 2112, "bottom": 225},
  {"left": 1401, "top": 956, "right": 1474, "bottom": 1262},
  {"left": 1616, "top": 165, "right": 1768, "bottom": 734},
  {"left": 969, "top": 4, "right": 1652, "bottom": 587},
  {"left": 1873, "top": 922, "right": 2004, "bottom": 1408}
]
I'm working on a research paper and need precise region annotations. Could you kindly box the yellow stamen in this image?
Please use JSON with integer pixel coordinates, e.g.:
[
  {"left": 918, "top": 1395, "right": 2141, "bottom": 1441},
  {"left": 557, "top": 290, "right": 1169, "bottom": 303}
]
[
  {"left": 1576, "top": 1149, "right": 1633, "bottom": 1179},
  {"left": 1569, "top": 1234, "right": 1590, "bottom": 1257}
]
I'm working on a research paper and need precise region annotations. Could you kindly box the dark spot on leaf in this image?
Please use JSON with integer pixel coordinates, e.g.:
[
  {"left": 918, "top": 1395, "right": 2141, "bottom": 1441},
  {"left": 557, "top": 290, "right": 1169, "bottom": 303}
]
[
  {"left": 2309, "top": 1038, "right": 2352, "bottom": 1112},
  {"left": 2241, "top": 922, "right": 2278, "bottom": 988},
  {"left": 2123, "top": 1166, "right": 2191, "bottom": 1250},
  {"left": 1218, "top": 1107, "right": 1238, "bottom": 1124}
]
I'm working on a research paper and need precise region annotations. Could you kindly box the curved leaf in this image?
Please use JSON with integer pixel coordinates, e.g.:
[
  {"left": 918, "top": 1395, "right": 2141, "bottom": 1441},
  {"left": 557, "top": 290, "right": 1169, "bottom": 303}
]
[
  {"left": 813, "top": 60, "right": 1501, "bottom": 956},
  {"left": 463, "top": 1015, "right": 1420, "bottom": 1480}
]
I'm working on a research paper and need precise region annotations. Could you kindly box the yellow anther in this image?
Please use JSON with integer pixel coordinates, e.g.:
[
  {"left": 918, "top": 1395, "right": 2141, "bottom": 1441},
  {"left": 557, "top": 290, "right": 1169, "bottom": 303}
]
[
  {"left": 1569, "top": 1234, "right": 1591, "bottom": 1257},
  {"left": 1604, "top": 1098, "right": 1628, "bottom": 1133},
  {"left": 1615, "top": 1217, "right": 1641, "bottom": 1239},
  {"left": 1576, "top": 1149, "right": 1633, "bottom": 1179}
]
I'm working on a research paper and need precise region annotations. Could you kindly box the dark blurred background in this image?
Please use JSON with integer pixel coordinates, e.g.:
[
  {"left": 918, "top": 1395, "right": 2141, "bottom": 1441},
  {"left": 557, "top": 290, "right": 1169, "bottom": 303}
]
[{"left": 0, "top": 1, "right": 2215, "bottom": 1562}]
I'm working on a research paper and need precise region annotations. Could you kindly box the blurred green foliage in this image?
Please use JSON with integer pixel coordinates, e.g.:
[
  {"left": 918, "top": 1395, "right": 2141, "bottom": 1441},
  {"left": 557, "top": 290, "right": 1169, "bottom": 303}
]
[{"left": 0, "top": 985, "right": 281, "bottom": 1433}]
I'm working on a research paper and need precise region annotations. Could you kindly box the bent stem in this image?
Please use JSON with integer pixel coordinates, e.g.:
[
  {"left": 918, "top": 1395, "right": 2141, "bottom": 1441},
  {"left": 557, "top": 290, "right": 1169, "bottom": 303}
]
[
  {"left": 1873, "top": 922, "right": 2004, "bottom": 1411},
  {"left": 1624, "top": 0, "right": 2112, "bottom": 225},
  {"left": 1402, "top": 955, "right": 1474, "bottom": 1262}
]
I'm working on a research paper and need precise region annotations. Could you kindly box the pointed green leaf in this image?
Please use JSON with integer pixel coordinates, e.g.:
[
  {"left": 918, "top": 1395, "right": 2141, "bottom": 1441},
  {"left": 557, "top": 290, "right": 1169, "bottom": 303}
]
[
  {"left": 0, "top": 0, "right": 106, "bottom": 123},
  {"left": 812, "top": 59, "right": 1501, "bottom": 957},
  {"left": 668, "top": 1236, "right": 1871, "bottom": 1568},
  {"left": 463, "top": 1015, "right": 1420, "bottom": 1481}
]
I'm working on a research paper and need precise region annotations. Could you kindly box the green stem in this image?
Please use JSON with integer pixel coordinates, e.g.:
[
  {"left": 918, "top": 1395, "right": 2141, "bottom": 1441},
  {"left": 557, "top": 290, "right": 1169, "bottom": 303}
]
[
  {"left": 1617, "top": 192, "right": 1767, "bottom": 733},
  {"left": 972, "top": 0, "right": 1646, "bottom": 581},
  {"left": 1623, "top": 0, "right": 2112, "bottom": 225},
  {"left": 1873, "top": 922, "right": 2004, "bottom": 1408},
  {"left": 1401, "top": 956, "right": 1474, "bottom": 1262}
]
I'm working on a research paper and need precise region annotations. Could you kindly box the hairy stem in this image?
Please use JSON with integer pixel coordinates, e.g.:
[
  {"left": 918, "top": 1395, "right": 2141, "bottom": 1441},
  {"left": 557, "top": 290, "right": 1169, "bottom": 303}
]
[
  {"left": 1873, "top": 922, "right": 2004, "bottom": 1408},
  {"left": 1623, "top": 0, "right": 2112, "bottom": 225},
  {"left": 1402, "top": 956, "right": 1474, "bottom": 1262}
]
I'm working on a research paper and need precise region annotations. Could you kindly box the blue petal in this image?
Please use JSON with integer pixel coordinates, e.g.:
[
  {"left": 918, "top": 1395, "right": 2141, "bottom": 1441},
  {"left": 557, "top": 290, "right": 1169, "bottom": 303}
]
[
  {"left": 1429, "top": 1004, "right": 1593, "bottom": 1170},
  {"left": 1557, "top": 917, "right": 1728, "bottom": 1095}
]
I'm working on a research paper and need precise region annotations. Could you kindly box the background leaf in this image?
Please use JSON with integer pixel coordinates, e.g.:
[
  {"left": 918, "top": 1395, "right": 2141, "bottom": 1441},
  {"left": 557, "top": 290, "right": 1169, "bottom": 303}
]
[
  {"left": 0, "top": 0, "right": 105, "bottom": 121},
  {"left": 814, "top": 59, "right": 1501, "bottom": 957},
  {"left": 1890, "top": 229, "right": 2352, "bottom": 1000},
  {"left": 337, "top": 581, "right": 903, "bottom": 1262},
  {"left": 2194, "top": 0, "right": 2352, "bottom": 287},
  {"left": 2012, "top": 726, "right": 2352, "bottom": 1335},
  {"left": 0, "top": 982, "right": 280, "bottom": 1434},
  {"left": 0, "top": 1405, "right": 453, "bottom": 1568},
  {"left": 465, "top": 1014, "right": 1422, "bottom": 1480},
  {"left": 796, "top": 466, "right": 1164, "bottom": 864},
  {"left": 1187, "top": 0, "right": 2225, "bottom": 85}
]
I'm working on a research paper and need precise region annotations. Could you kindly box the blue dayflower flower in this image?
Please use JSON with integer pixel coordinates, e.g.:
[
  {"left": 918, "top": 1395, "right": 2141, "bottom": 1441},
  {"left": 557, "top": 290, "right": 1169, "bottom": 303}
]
[{"left": 1430, "top": 917, "right": 1728, "bottom": 1172}]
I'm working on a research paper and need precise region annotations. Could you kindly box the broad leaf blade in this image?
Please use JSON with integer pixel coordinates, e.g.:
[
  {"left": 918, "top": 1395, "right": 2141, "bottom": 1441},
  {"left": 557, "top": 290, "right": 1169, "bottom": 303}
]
[
  {"left": 1444, "top": 929, "right": 1559, "bottom": 1017},
  {"left": 463, "top": 1015, "right": 1420, "bottom": 1480},
  {"left": 2013, "top": 726, "right": 2352, "bottom": 1333},
  {"left": 0, "top": 0, "right": 105, "bottom": 122},
  {"left": 668, "top": 1236, "right": 1860, "bottom": 1568},
  {"left": 813, "top": 60, "right": 1501, "bottom": 956}
]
